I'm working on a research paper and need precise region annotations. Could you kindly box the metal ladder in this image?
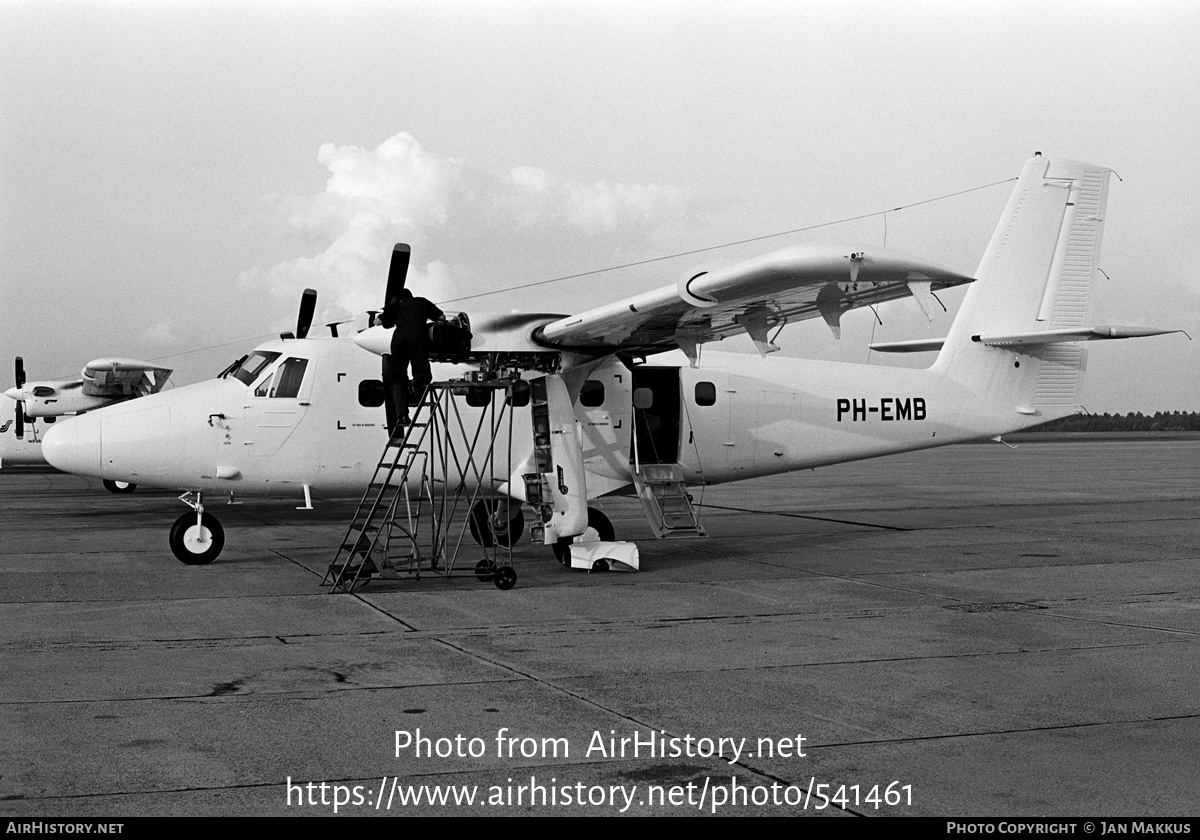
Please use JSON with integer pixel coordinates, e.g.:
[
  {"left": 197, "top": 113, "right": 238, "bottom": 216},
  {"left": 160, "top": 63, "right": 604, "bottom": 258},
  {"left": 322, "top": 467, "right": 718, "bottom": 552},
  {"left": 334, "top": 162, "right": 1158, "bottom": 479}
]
[{"left": 324, "top": 386, "right": 437, "bottom": 592}]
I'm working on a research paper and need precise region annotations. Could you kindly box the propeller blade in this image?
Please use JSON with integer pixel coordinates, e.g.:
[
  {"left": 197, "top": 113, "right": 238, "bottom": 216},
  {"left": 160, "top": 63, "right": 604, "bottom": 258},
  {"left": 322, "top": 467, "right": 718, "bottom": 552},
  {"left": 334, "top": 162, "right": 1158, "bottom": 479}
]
[
  {"left": 15, "top": 356, "right": 25, "bottom": 389},
  {"left": 15, "top": 402, "right": 23, "bottom": 439},
  {"left": 380, "top": 243, "right": 410, "bottom": 434},
  {"left": 296, "top": 288, "right": 317, "bottom": 339},
  {"left": 384, "top": 243, "right": 411, "bottom": 314}
]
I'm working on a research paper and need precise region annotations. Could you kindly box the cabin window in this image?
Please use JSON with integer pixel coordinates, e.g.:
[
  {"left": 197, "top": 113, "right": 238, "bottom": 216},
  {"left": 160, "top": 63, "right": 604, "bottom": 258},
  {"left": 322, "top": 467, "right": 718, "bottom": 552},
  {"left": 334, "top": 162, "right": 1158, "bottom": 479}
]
[
  {"left": 270, "top": 358, "right": 309, "bottom": 398},
  {"left": 358, "top": 380, "right": 385, "bottom": 407},
  {"left": 580, "top": 380, "right": 605, "bottom": 407},
  {"left": 695, "top": 381, "right": 716, "bottom": 406}
]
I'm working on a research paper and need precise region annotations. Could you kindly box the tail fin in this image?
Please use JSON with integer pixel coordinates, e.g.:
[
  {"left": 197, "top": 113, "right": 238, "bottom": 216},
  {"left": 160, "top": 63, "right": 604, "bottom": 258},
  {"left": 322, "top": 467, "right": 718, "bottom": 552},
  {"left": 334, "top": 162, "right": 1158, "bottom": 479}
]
[{"left": 935, "top": 155, "right": 1112, "bottom": 422}]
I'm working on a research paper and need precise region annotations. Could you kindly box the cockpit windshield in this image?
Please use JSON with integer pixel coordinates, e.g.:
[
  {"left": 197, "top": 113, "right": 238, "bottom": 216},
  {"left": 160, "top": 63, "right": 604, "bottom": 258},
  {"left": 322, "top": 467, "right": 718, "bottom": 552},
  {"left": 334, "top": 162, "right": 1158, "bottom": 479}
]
[{"left": 223, "top": 351, "right": 282, "bottom": 386}]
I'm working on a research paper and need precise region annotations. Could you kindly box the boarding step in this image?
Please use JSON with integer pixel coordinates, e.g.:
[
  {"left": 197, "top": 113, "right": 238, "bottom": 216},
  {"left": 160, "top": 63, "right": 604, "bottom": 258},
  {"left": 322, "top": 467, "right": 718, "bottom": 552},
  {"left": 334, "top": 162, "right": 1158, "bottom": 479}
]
[{"left": 631, "top": 463, "right": 706, "bottom": 538}]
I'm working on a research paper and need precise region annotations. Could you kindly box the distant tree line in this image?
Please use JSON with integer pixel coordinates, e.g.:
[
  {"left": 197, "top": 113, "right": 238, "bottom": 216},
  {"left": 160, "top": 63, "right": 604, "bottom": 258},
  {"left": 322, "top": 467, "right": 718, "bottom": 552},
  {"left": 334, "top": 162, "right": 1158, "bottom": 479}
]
[{"left": 1031, "top": 411, "right": 1200, "bottom": 432}]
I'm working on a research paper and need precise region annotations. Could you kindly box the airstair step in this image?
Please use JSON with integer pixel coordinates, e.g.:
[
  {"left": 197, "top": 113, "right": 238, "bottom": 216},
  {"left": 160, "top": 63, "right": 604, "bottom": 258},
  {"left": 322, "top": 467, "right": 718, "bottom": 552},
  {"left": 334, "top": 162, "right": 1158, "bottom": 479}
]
[{"left": 631, "top": 462, "right": 704, "bottom": 539}]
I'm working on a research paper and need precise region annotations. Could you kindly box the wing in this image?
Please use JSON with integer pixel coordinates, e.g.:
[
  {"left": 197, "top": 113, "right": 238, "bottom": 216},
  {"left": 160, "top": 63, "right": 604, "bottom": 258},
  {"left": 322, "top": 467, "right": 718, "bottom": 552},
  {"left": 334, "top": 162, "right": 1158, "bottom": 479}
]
[
  {"left": 533, "top": 243, "right": 974, "bottom": 362},
  {"left": 81, "top": 359, "right": 173, "bottom": 398}
]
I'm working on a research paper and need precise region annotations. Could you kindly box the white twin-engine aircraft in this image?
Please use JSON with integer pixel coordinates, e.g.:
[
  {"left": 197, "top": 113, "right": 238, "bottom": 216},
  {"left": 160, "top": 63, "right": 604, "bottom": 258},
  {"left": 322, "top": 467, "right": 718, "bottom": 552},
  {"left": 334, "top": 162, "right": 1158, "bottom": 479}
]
[
  {"left": 2, "top": 356, "right": 170, "bottom": 487},
  {"left": 40, "top": 156, "right": 1176, "bottom": 566}
]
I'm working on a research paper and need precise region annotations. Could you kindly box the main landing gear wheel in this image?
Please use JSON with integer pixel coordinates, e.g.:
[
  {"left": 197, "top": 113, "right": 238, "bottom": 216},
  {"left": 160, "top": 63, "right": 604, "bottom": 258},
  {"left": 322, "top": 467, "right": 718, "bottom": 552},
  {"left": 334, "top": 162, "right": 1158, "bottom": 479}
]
[
  {"left": 103, "top": 479, "right": 137, "bottom": 494},
  {"left": 552, "top": 507, "right": 615, "bottom": 566},
  {"left": 169, "top": 512, "right": 225, "bottom": 565},
  {"left": 493, "top": 566, "right": 517, "bottom": 590},
  {"left": 468, "top": 499, "right": 525, "bottom": 547}
]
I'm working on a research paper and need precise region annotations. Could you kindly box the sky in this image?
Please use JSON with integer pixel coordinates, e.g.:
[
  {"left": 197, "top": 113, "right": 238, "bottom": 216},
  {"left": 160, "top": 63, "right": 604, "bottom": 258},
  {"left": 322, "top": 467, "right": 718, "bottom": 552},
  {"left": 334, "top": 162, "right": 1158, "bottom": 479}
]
[{"left": 2, "top": 0, "right": 1197, "bottom": 412}]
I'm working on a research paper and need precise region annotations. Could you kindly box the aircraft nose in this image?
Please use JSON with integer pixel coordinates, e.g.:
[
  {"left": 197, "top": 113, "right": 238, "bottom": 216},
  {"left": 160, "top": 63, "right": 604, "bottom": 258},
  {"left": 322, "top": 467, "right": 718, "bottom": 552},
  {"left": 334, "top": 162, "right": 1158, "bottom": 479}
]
[{"left": 42, "top": 416, "right": 98, "bottom": 475}]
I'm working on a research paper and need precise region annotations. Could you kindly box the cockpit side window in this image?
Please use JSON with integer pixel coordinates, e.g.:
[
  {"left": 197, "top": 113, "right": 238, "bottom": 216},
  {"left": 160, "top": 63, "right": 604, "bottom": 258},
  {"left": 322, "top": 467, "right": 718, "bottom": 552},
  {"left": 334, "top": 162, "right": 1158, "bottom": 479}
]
[
  {"left": 232, "top": 351, "right": 281, "bottom": 386},
  {"left": 270, "top": 358, "right": 309, "bottom": 398},
  {"left": 254, "top": 373, "right": 274, "bottom": 398}
]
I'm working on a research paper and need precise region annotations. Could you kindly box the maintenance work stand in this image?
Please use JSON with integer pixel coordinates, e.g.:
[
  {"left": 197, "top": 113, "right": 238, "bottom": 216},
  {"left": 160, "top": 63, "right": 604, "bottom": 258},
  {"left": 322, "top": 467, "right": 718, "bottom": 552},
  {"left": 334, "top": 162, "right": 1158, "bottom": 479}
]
[{"left": 324, "top": 373, "right": 526, "bottom": 592}]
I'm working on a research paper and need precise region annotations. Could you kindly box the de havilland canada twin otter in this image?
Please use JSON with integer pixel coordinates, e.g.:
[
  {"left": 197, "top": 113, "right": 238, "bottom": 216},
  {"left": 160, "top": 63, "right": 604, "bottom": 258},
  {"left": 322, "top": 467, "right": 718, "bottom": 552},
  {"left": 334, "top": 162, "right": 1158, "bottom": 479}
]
[
  {"left": 37, "top": 155, "right": 1178, "bottom": 582},
  {"left": 2, "top": 356, "right": 171, "bottom": 486}
]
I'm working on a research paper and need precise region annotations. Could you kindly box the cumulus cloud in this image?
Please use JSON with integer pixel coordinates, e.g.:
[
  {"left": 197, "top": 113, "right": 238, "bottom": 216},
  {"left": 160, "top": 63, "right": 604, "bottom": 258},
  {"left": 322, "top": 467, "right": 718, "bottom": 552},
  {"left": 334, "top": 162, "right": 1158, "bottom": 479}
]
[
  {"left": 140, "top": 321, "right": 179, "bottom": 346},
  {"left": 238, "top": 131, "right": 702, "bottom": 319},
  {"left": 503, "top": 164, "right": 689, "bottom": 235}
]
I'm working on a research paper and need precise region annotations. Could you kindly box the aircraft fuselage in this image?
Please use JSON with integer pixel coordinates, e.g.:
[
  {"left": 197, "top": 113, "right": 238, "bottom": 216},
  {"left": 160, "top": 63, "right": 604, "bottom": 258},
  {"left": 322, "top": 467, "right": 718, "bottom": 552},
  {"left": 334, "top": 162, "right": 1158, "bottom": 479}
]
[{"left": 40, "top": 334, "right": 1039, "bottom": 499}]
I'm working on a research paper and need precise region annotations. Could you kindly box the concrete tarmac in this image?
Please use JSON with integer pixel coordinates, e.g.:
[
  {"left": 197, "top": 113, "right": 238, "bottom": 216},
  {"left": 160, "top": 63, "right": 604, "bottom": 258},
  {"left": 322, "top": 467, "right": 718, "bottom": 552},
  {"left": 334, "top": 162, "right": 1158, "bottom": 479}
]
[{"left": 1, "top": 440, "right": 1197, "bottom": 817}]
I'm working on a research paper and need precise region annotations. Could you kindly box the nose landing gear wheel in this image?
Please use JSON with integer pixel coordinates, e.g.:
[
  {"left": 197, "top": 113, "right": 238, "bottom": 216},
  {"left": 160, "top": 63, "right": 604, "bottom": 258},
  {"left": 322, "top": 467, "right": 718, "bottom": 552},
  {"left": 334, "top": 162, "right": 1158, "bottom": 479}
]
[{"left": 169, "top": 512, "right": 225, "bottom": 565}]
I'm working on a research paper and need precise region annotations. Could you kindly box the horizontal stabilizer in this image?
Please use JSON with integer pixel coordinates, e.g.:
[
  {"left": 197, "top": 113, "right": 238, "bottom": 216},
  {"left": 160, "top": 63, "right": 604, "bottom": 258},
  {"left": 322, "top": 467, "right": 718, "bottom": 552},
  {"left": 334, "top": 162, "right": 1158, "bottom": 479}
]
[
  {"left": 972, "top": 326, "right": 1183, "bottom": 347},
  {"left": 873, "top": 326, "right": 1181, "bottom": 355},
  {"left": 869, "top": 338, "right": 945, "bottom": 354}
]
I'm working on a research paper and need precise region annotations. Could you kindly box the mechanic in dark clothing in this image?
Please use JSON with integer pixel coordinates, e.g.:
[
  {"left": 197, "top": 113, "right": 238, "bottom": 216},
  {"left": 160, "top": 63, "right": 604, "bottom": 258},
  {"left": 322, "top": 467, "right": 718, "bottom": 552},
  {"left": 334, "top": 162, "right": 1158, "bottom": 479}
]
[{"left": 382, "top": 288, "right": 445, "bottom": 430}]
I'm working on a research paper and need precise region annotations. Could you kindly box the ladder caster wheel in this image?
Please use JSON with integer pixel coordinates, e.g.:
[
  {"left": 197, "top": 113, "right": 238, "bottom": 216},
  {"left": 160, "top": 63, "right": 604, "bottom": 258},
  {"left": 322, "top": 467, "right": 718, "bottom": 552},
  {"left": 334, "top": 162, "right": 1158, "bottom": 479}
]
[
  {"left": 493, "top": 566, "right": 517, "bottom": 590},
  {"left": 475, "top": 559, "right": 495, "bottom": 582}
]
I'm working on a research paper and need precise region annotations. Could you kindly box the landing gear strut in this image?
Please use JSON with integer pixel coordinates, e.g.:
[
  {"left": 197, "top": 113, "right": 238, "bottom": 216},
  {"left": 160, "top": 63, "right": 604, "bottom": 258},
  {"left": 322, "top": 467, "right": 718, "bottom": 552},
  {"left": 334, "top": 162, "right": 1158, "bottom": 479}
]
[
  {"left": 553, "top": 507, "right": 614, "bottom": 565},
  {"left": 169, "top": 491, "right": 225, "bottom": 565}
]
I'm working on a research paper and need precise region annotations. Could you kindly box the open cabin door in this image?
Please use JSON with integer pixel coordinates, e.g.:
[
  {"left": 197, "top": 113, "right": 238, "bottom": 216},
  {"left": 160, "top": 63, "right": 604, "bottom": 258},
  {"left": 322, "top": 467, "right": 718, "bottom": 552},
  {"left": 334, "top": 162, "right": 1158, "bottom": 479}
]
[
  {"left": 631, "top": 366, "right": 680, "bottom": 467},
  {"left": 629, "top": 366, "right": 704, "bottom": 538},
  {"left": 570, "top": 357, "right": 634, "bottom": 498}
]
